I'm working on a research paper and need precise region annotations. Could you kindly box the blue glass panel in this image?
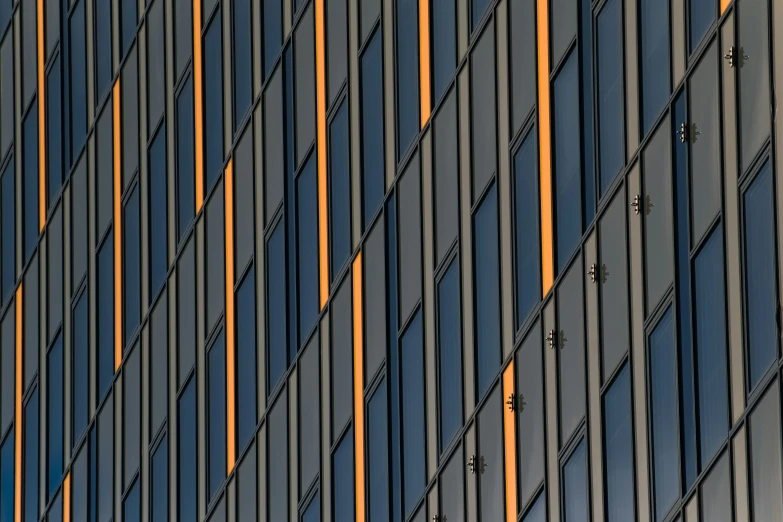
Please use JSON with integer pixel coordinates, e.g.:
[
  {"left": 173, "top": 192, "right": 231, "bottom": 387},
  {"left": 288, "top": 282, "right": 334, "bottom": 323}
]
[
  {"left": 361, "top": 32, "right": 384, "bottom": 231},
  {"left": 204, "top": 14, "right": 224, "bottom": 191},
  {"left": 23, "top": 107, "right": 38, "bottom": 262},
  {"left": 0, "top": 159, "right": 14, "bottom": 302},
  {"left": 303, "top": 492, "right": 321, "bottom": 522},
  {"left": 97, "top": 238, "right": 114, "bottom": 402},
  {"left": 386, "top": 195, "right": 402, "bottom": 522},
  {"left": 267, "top": 221, "right": 287, "bottom": 394},
  {"left": 23, "top": 389, "right": 38, "bottom": 522},
  {"left": 513, "top": 132, "right": 541, "bottom": 329},
  {"left": 237, "top": 268, "right": 257, "bottom": 452},
  {"left": 689, "top": 0, "right": 714, "bottom": 53},
  {"left": 596, "top": 0, "right": 624, "bottom": 195},
  {"left": 694, "top": 225, "right": 728, "bottom": 465},
  {"left": 563, "top": 440, "right": 588, "bottom": 522},
  {"left": 650, "top": 308, "right": 678, "bottom": 521},
  {"left": 120, "top": 0, "right": 137, "bottom": 57},
  {"left": 369, "top": 381, "right": 389, "bottom": 521},
  {"left": 473, "top": 185, "right": 500, "bottom": 399},
  {"left": 124, "top": 186, "right": 141, "bottom": 345},
  {"left": 89, "top": 428, "right": 96, "bottom": 522},
  {"left": 284, "top": 47, "right": 298, "bottom": 363},
  {"left": 124, "top": 480, "right": 140, "bottom": 522},
  {"left": 396, "top": 0, "right": 419, "bottom": 158},
  {"left": 333, "top": 429, "right": 354, "bottom": 520},
  {"left": 603, "top": 364, "right": 634, "bottom": 522},
  {"left": 329, "top": 101, "right": 351, "bottom": 281},
  {"left": 640, "top": 0, "right": 670, "bottom": 135},
  {"left": 46, "top": 58, "right": 62, "bottom": 205},
  {"left": 49, "top": 496, "right": 62, "bottom": 522},
  {"left": 0, "top": 434, "right": 12, "bottom": 522},
  {"left": 268, "top": 394, "right": 288, "bottom": 521},
  {"left": 98, "top": 397, "right": 113, "bottom": 522},
  {"left": 553, "top": 52, "right": 581, "bottom": 272},
  {"left": 438, "top": 259, "right": 462, "bottom": 452},
  {"left": 743, "top": 163, "right": 777, "bottom": 389},
  {"left": 522, "top": 492, "right": 546, "bottom": 522},
  {"left": 233, "top": 0, "right": 252, "bottom": 128},
  {"left": 48, "top": 336, "right": 63, "bottom": 498},
  {"left": 263, "top": 0, "right": 283, "bottom": 79},
  {"left": 208, "top": 332, "right": 226, "bottom": 500},
  {"left": 579, "top": 0, "right": 594, "bottom": 225},
  {"left": 472, "top": 0, "right": 488, "bottom": 30},
  {"left": 297, "top": 157, "right": 319, "bottom": 342},
  {"left": 69, "top": 1, "right": 87, "bottom": 159},
  {"left": 149, "top": 127, "right": 167, "bottom": 299},
  {"left": 432, "top": 0, "right": 455, "bottom": 103},
  {"left": 176, "top": 81, "right": 195, "bottom": 241},
  {"left": 95, "top": 0, "right": 112, "bottom": 100},
  {"left": 179, "top": 378, "right": 197, "bottom": 520},
  {"left": 151, "top": 436, "right": 168, "bottom": 522},
  {"left": 401, "top": 311, "right": 425, "bottom": 517}
]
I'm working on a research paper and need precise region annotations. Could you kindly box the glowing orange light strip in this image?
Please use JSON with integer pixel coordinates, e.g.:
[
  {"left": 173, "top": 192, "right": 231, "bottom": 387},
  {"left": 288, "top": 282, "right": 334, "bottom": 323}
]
[
  {"left": 113, "top": 80, "right": 122, "bottom": 371},
  {"left": 352, "top": 254, "right": 365, "bottom": 522},
  {"left": 225, "top": 160, "right": 236, "bottom": 473},
  {"left": 316, "top": 0, "right": 328, "bottom": 309}
]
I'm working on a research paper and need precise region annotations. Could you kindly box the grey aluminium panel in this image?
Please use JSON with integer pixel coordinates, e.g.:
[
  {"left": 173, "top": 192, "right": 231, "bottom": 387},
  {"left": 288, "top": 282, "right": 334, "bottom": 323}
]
[
  {"left": 732, "top": 426, "right": 750, "bottom": 522},
  {"left": 624, "top": 0, "right": 639, "bottom": 157},
  {"left": 775, "top": 0, "right": 783, "bottom": 363},
  {"left": 671, "top": 0, "right": 685, "bottom": 86}
]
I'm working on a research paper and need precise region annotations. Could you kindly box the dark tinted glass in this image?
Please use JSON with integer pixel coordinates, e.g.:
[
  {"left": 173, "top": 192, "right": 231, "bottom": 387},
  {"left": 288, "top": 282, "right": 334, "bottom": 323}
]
[
  {"left": 72, "top": 293, "right": 88, "bottom": 443},
  {"left": 208, "top": 332, "right": 226, "bottom": 500},
  {"left": 360, "top": 32, "right": 384, "bottom": 231},
  {"left": 478, "top": 387, "right": 504, "bottom": 522},
  {"left": 700, "top": 452, "right": 731, "bottom": 522},
  {"left": 47, "top": 336, "right": 64, "bottom": 498},
  {"left": 236, "top": 268, "right": 257, "bottom": 452},
  {"left": 295, "top": 7, "right": 316, "bottom": 166},
  {"left": 386, "top": 195, "right": 402, "bottom": 522},
  {"left": 121, "top": 48, "right": 140, "bottom": 188},
  {"left": 120, "top": 0, "right": 137, "bottom": 56},
  {"left": 150, "top": 298, "right": 168, "bottom": 440},
  {"left": 48, "top": 210, "right": 63, "bottom": 344},
  {"left": 563, "top": 439, "right": 588, "bottom": 522},
  {"left": 551, "top": 0, "right": 577, "bottom": 67},
  {"left": 264, "top": 67, "right": 284, "bottom": 223},
  {"left": 474, "top": 185, "right": 500, "bottom": 399},
  {"left": 98, "top": 396, "right": 114, "bottom": 521},
  {"left": 396, "top": 0, "right": 419, "bottom": 158},
  {"left": 557, "top": 254, "right": 585, "bottom": 444},
  {"left": 401, "top": 311, "right": 425, "bottom": 517},
  {"left": 368, "top": 381, "right": 389, "bottom": 521},
  {"left": 178, "top": 237, "right": 196, "bottom": 387},
  {"left": 297, "top": 157, "right": 319, "bottom": 342},
  {"left": 331, "top": 278, "right": 353, "bottom": 439},
  {"left": 237, "top": 444, "right": 257, "bottom": 521},
  {"left": 360, "top": 0, "right": 380, "bottom": 44},
  {"left": 206, "top": 185, "right": 225, "bottom": 333},
  {"left": 743, "top": 163, "right": 777, "bottom": 389},
  {"left": 438, "top": 259, "right": 462, "bottom": 452},
  {"left": 471, "top": 22, "right": 497, "bottom": 201},
  {"left": 299, "top": 336, "right": 320, "bottom": 493},
  {"left": 263, "top": 0, "right": 282, "bottom": 79},
  {"left": 178, "top": 378, "right": 197, "bottom": 520},
  {"left": 94, "top": 0, "right": 112, "bottom": 100},
  {"left": 399, "top": 157, "right": 422, "bottom": 324},
  {"left": 124, "top": 186, "right": 141, "bottom": 345},
  {"left": 234, "top": 129, "right": 254, "bottom": 272},
  {"left": 97, "top": 238, "right": 114, "bottom": 402},
  {"left": 472, "top": 0, "right": 489, "bottom": 30},
  {"left": 694, "top": 225, "right": 728, "bottom": 465},
  {"left": 96, "top": 106, "right": 113, "bottom": 237},
  {"left": 46, "top": 57, "right": 62, "bottom": 206},
  {"left": 553, "top": 52, "right": 581, "bottom": 272},
  {"left": 329, "top": 101, "right": 350, "bottom": 281},
  {"left": 22, "top": 107, "right": 38, "bottom": 262},
  {"left": 0, "top": 434, "right": 12, "bottom": 522},
  {"left": 432, "top": 0, "right": 456, "bottom": 103},
  {"left": 0, "top": 309, "right": 11, "bottom": 431},
  {"left": 365, "top": 219, "right": 386, "bottom": 381},
  {"left": 72, "top": 157, "right": 88, "bottom": 288},
  {"left": 516, "top": 322, "right": 544, "bottom": 507},
  {"left": 233, "top": 0, "right": 252, "bottom": 128},
  {"left": 147, "top": 0, "right": 165, "bottom": 130},
  {"left": 0, "top": 35, "right": 13, "bottom": 157},
  {"left": 175, "top": 0, "right": 192, "bottom": 79},
  {"left": 1, "top": 159, "right": 14, "bottom": 301},
  {"left": 333, "top": 428, "right": 355, "bottom": 520},
  {"left": 123, "top": 346, "right": 141, "bottom": 488},
  {"left": 71, "top": 447, "right": 86, "bottom": 522},
  {"left": 23, "top": 388, "right": 38, "bottom": 522},
  {"left": 439, "top": 446, "right": 465, "bottom": 522},
  {"left": 596, "top": 0, "right": 624, "bottom": 195},
  {"left": 523, "top": 492, "right": 546, "bottom": 522},
  {"left": 149, "top": 127, "right": 167, "bottom": 299},
  {"left": 738, "top": 0, "right": 771, "bottom": 170},
  {"left": 123, "top": 480, "right": 140, "bottom": 522},
  {"left": 327, "top": 0, "right": 348, "bottom": 104},
  {"left": 434, "top": 90, "right": 459, "bottom": 265},
  {"left": 267, "top": 221, "right": 287, "bottom": 394},
  {"left": 513, "top": 131, "right": 541, "bottom": 328},
  {"left": 510, "top": 0, "right": 536, "bottom": 132},
  {"left": 49, "top": 493, "right": 63, "bottom": 522},
  {"left": 577, "top": 0, "right": 594, "bottom": 229},
  {"left": 640, "top": 0, "right": 669, "bottom": 135},
  {"left": 268, "top": 393, "right": 289, "bottom": 521},
  {"left": 204, "top": 14, "right": 224, "bottom": 191},
  {"left": 44, "top": 0, "right": 59, "bottom": 58},
  {"left": 649, "top": 308, "right": 678, "bottom": 522},
  {"left": 749, "top": 384, "right": 783, "bottom": 519},
  {"left": 70, "top": 1, "right": 87, "bottom": 158},
  {"left": 23, "top": 254, "right": 38, "bottom": 389},
  {"left": 176, "top": 81, "right": 195, "bottom": 241},
  {"left": 603, "top": 364, "right": 634, "bottom": 521},
  {"left": 689, "top": 0, "right": 714, "bottom": 52}
]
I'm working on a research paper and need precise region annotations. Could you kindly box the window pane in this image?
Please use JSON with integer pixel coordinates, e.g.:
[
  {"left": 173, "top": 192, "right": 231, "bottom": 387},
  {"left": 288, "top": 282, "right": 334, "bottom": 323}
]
[
  {"left": 120, "top": 0, "right": 137, "bottom": 56},
  {"left": 22, "top": 106, "right": 38, "bottom": 261},
  {"left": 123, "top": 185, "right": 141, "bottom": 345},
  {"left": 233, "top": 0, "right": 252, "bottom": 128},
  {"left": 0, "top": 308, "right": 12, "bottom": 432},
  {"left": 299, "top": 336, "right": 320, "bottom": 494},
  {"left": 700, "top": 452, "right": 731, "bottom": 522},
  {"left": 738, "top": 0, "right": 771, "bottom": 170},
  {"left": 640, "top": 0, "right": 670, "bottom": 135},
  {"left": 149, "top": 126, "right": 168, "bottom": 299},
  {"left": 551, "top": 0, "right": 577, "bottom": 68},
  {"left": 360, "top": 32, "right": 384, "bottom": 231},
  {"left": 557, "top": 254, "right": 586, "bottom": 443},
  {"left": 401, "top": 311, "right": 425, "bottom": 517},
  {"left": 123, "top": 345, "right": 141, "bottom": 488},
  {"left": 603, "top": 364, "right": 634, "bottom": 521},
  {"left": 471, "top": 21, "right": 497, "bottom": 201},
  {"left": 303, "top": 492, "right": 321, "bottom": 522},
  {"left": 23, "top": 388, "right": 38, "bottom": 522},
  {"left": 237, "top": 443, "right": 257, "bottom": 522},
  {"left": 1, "top": 433, "right": 13, "bottom": 522},
  {"left": 208, "top": 332, "right": 226, "bottom": 500},
  {"left": 649, "top": 308, "right": 679, "bottom": 522},
  {"left": 121, "top": 48, "right": 140, "bottom": 188},
  {"left": 438, "top": 259, "right": 462, "bottom": 452},
  {"left": 368, "top": 381, "right": 389, "bottom": 521},
  {"left": 48, "top": 335, "right": 64, "bottom": 499},
  {"left": 263, "top": 0, "right": 283, "bottom": 79},
  {"left": 1, "top": 159, "right": 14, "bottom": 301},
  {"left": 147, "top": 0, "right": 165, "bottom": 131},
  {"left": 326, "top": 0, "right": 348, "bottom": 104},
  {"left": 72, "top": 157, "right": 88, "bottom": 288},
  {"left": 268, "top": 393, "right": 289, "bottom": 521},
  {"left": 440, "top": 445, "right": 465, "bottom": 522},
  {"left": 178, "top": 378, "right": 197, "bottom": 520},
  {"left": 553, "top": 52, "right": 581, "bottom": 273},
  {"left": 97, "top": 237, "right": 114, "bottom": 402},
  {"left": 174, "top": 0, "right": 191, "bottom": 78},
  {"left": 151, "top": 437, "right": 168, "bottom": 522},
  {"left": 264, "top": 66, "right": 284, "bottom": 223},
  {"left": 689, "top": 0, "right": 714, "bottom": 52},
  {"left": 694, "top": 225, "right": 728, "bottom": 465},
  {"left": 123, "top": 480, "right": 140, "bottom": 522},
  {"left": 266, "top": 221, "right": 287, "bottom": 394},
  {"left": 94, "top": 0, "right": 111, "bottom": 99},
  {"left": 510, "top": 0, "right": 536, "bottom": 133},
  {"left": 329, "top": 101, "right": 350, "bottom": 281},
  {"left": 297, "top": 157, "right": 319, "bottom": 342},
  {"left": 176, "top": 80, "right": 195, "bottom": 241},
  {"left": 70, "top": 1, "right": 87, "bottom": 158},
  {"left": 563, "top": 439, "right": 588, "bottom": 522},
  {"left": 749, "top": 383, "right": 783, "bottom": 519},
  {"left": 434, "top": 90, "right": 459, "bottom": 265},
  {"left": 516, "top": 322, "right": 544, "bottom": 508},
  {"left": 513, "top": 131, "right": 541, "bottom": 328},
  {"left": 206, "top": 184, "right": 225, "bottom": 333},
  {"left": 96, "top": 105, "right": 113, "bottom": 237},
  {"left": 396, "top": 0, "right": 419, "bottom": 158},
  {"left": 478, "top": 387, "right": 504, "bottom": 522},
  {"left": 365, "top": 218, "right": 386, "bottom": 381},
  {"left": 178, "top": 237, "right": 196, "bottom": 387},
  {"left": 523, "top": 492, "right": 546, "bottom": 522},
  {"left": 330, "top": 277, "right": 353, "bottom": 440},
  {"left": 399, "top": 156, "right": 422, "bottom": 325},
  {"left": 234, "top": 129, "right": 254, "bottom": 271},
  {"left": 386, "top": 194, "right": 403, "bottom": 522},
  {"left": 236, "top": 268, "right": 257, "bottom": 452},
  {"left": 579, "top": 0, "right": 595, "bottom": 228},
  {"left": 432, "top": 0, "right": 455, "bottom": 104},
  {"left": 204, "top": 14, "right": 224, "bottom": 191},
  {"left": 73, "top": 293, "right": 88, "bottom": 443},
  {"left": 333, "top": 428, "right": 354, "bottom": 520},
  {"left": 46, "top": 57, "right": 62, "bottom": 207},
  {"left": 0, "top": 34, "right": 13, "bottom": 158},
  {"left": 596, "top": 0, "right": 624, "bottom": 195},
  {"left": 23, "top": 254, "right": 38, "bottom": 389},
  {"left": 98, "top": 396, "right": 114, "bottom": 522},
  {"left": 360, "top": 0, "right": 380, "bottom": 44},
  {"left": 48, "top": 209, "right": 62, "bottom": 344},
  {"left": 295, "top": 7, "right": 316, "bottom": 166},
  {"left": 71, "top": 446, "right": 86, "bottom": 522}
]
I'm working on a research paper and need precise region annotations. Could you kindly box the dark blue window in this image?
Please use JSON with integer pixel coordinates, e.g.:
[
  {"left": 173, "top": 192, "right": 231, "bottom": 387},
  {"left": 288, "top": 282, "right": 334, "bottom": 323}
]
[
  {"left": 1, "top": 434, "right": 13, "bottom": 522},
  {"left": 207, "top": 332, "right": 226, "bottom": 500},
  {"left": 23, "top": 108, "right": 38, "bottom": 262},
  {"left": 266, "top": 221, "right": 287, "bottom": 395},
  {"left": 578, "top": 0, "right": 594, "bottom": 225},
  {"left": 386, "top": 195, "right": 402, "bottom": 522},
  {"left": 563, "top": 439, "right": 588, "bottom": 522},
  {"left": 396, "top": 0, "right": 419, "bottom": 158},
  {"left": 263, "top": 0, "right": 282, "bottom": 79},
  {"left": 49, "top": 496, "right": 62, "bottom": 522},
  {"left": 640, "top": 0, "right": 670, "bottom": 135},
  {"left": 694, "top": 224, "right": 728, "bottom": 465},
  {"left": 204, "top": 14, "right": 224, "bottom": 192},
  {"left": 332, "top": 428, "right": 354, "bottom": 520},
  {"left": 97, "top": 238, "right": 114, "bottom": 402},
  {"left": 149, "top": 127, "right": 167, "bottom": 299},
  {"left": 70, "top": 1, "right": 87, "bottom": 160},
  {"left": 401, "top": 310, "right": 425, "bottom": 517},
  {"left": 124, "top": 480, "right": 140, "bottom": 522},
  {"left": 689, "top": 0, "right": 714, "bottom": 53},
  {"left": 178, "top": 377, "right": 197, "bottom": 520},
  {"left": 176, "top": 80, "right": 195, "bottom": 242},
  {"left": 89, "top": 427, "right": 97, "bottom": 522},
  {"left": 523, "top": 492, "right": 546, "bottom": 522},
  {"left": 360, "top": 32, "right": 384, "bottom": 231},
  {"left": 48, "top": 335, "right": 64, "bottom": 499},
  {"left": 284, "top": 47, "right": 298, "bottom": 364},
  {"left": 743, "top": 162, "right": 777, "bottom": 389},
  {"left": 329, "top": 101, "right": 351, "bottom": 282},
  {"left": 0, "top": 0, "right": 9, "bottom": 35},
  {"left": 438, "top": 259, "right": 462, "bottom": 452},
  {"left": 649, "top": 308, "right": 678, "bottom": 522},
  {"left": 1, "top": 158, "right": 14, "bottom": 302},
  {"left": 95, "top": 0, "right": 112, "bottom": 101},
  {"left": 236, "top": 268, "right": 257, "bottom": 452},
  {"left": 472, "top": 0, "right": 488, "bottom": 30},
  {"left": 23, "top": 388, "right": 38, "bottom": 522},
  {"left": 513, "top": 132, "right": 540, "bottom": 329},
  {"left": 120, "top": 0, "right": 137, "bottom": 57},
  {"left": 151, "top": 436, "right": 168, "bottom": 522},
  {"left": 603, "top": 364, "right": 634, "bottom": 522},
  {"left": 473, "top": 184, "right": 500, "bottom": 399},
  {"left": 47, "top": 57, "right": 62, "bottom": 206},
  {"left": 303, "top": 492, "right": 321, "bottom": 522},
  {"left": 124, "top": 186, "right": 141, "bottom": 346},
  {"left": 432, "top": 0, "right": 455, "bottom": 103},
  {"left": 233, "top": 0, "right": 252, "bottom": 128},
  {"left": 297, "top": 157, "right": 319, "bottom": 342},
  {"left": 596, "top": 0, "right": 624, "bottom": 196},
  {"left": 553, "top": 52, "right": 581, "bottom": 273},
  {"left": 368, "top": 381, "right": 389, "bottom": 520},
  {"left": 73, "top": 293, "right": 88, "bottom": 445}
]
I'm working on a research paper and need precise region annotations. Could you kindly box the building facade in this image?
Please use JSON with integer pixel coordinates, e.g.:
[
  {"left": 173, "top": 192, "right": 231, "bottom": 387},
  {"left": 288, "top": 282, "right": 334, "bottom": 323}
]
[{"left": 0, "top": 0, "right": 781, "bottom": 519}]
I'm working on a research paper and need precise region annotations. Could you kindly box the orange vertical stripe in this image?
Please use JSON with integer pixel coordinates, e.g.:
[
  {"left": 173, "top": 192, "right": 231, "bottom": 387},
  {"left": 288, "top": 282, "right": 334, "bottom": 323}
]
[
  {"left": 113, "top": 81, "right": 122, "bottom": 372},
  {"left": 193, "top": 0, "right": 204, "bottom": 212},
  {"left": 352, "top": 254, "right": 365, "bottom": 522},
  {"left": 62, "top": 472, "right": 71, "bottom": 522},
  {"left": 418, "top": 0, "right": 430, "bottom": 127},
  {"left": 720, "top": 0, "right": 730, "bottom": 14},
  {"left": 13, "top": 286, "right": 21, "bottom": 522},
  {"left": 37, "top": 0, "right": 45, "bottom": 231},
  {"left": 536, "top": 0, "right": 553, "bottom": 296},
  {"left": 225, "top": 160, "right": 236, "bottom": 473},
  {"left": 316, "top": 0, "right": 328, "bottom": 309},
  {"left": 502, "top": 364, "right": 517, "bottom": 522}
]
